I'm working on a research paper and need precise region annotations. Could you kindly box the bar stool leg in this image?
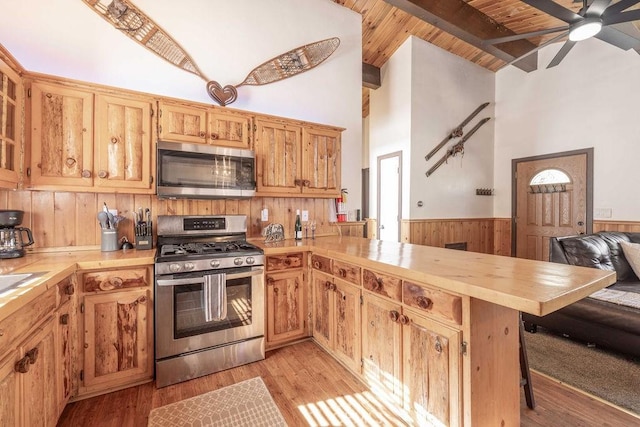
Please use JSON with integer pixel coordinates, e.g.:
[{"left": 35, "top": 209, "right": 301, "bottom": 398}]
[{"left": 520, "top": 317, "right": 536, "bottom": 409}]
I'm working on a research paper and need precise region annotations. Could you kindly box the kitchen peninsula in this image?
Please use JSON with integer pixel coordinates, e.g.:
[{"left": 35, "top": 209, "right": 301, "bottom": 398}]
[{"left": 0, "top": 237, "right": 614, "bottom": 426}]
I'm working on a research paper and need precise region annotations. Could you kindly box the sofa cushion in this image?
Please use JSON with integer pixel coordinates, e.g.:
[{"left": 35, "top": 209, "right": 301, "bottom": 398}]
[
  {"left": 560, "top": 235, "right": 615, "bottom": 271},
  {"left": 620, "top": 241, "right": 640, "bottom": 280},
  {"left": 627, "top": 232, "right": 640, "bottom": 244},
  {"left": 597, "top": 232, "right": 639, "bottom": 282}
]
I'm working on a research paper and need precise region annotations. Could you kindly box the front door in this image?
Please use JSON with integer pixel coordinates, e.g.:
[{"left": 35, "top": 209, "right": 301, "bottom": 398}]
[{"left": 514, "top": 150, "right": 591, "bottom": 261}]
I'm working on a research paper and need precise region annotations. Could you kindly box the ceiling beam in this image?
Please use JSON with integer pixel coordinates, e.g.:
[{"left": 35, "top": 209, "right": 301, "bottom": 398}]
[
  {"left": 383, "top": 0, "right": 540, "bottom": 72},
  {"left": 363, "top": 63, "right": 381, "bottom": 89}
]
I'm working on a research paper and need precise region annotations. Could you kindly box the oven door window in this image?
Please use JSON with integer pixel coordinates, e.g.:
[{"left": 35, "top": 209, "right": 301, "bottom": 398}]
[{"left": 174, "top": 276, "right": 252, "bottom": 339}]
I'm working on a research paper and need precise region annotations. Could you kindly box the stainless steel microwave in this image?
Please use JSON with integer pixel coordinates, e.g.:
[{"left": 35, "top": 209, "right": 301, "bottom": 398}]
[{"left": 156, "top": 141, "right": 256, "bottom": 199}]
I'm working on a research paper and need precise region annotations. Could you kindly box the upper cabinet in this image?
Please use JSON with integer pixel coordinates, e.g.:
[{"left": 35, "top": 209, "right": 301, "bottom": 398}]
[
  {"left": 158, "top": 100, "right": 252, "bottom": 149},
  {"left": 0, "top": 56, "right": 23, "bottom": 189},
  {"left": 27, "top": 80, "right": 155, "bottom": 193},
  {"left": 255, "top": 116, "right": 343, "bottom": 198}
]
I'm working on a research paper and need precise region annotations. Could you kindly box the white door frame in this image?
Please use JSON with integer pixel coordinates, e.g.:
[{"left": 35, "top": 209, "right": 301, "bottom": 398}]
[{"left": 377, "top": 151, "right": 402, "bottom": 242}]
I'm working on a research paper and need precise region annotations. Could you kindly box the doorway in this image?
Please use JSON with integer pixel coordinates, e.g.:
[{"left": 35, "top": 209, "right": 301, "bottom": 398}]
[
  {"left": 512, "top": 148, "right": 593, "bottom": 261},
  {"left": 377, "top": 152, "right": 402, "bottom": 242}
]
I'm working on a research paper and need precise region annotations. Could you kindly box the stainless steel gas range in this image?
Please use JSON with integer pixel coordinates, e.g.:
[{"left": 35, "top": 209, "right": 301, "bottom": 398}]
[{"left": 154, "top": 215, "right": 265, "bottom": 388}]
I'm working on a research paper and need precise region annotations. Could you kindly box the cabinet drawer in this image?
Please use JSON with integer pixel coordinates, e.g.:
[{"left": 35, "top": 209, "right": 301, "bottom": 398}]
[
  {"left": 403, "top": 281, "right": 462, "bottom": 325},
  {"left": 332, "top": 260, "right": 361, "bottom": 285},
  {"left": 0, "top": 286, "right": 56, "bottom": 357},
  {"left": 362, "top": 269, "right": 402, "bottom": 301},
  {"left": 266, "top": 253, "right": 304, "bottom": 271},
  {"left": 311, "top": 254, "right": 332, "bottom": 274},
  {"left": 56, "top": 275, "right": 76, "bottom": 307},
  {"left": 82, "top": 267, "right": 151, "bottom": 292}
]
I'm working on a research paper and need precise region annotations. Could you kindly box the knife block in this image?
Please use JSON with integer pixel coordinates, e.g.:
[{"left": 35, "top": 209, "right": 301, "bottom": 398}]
[{"left": 135, "top": 223, "right": 153, "bottom": 250}]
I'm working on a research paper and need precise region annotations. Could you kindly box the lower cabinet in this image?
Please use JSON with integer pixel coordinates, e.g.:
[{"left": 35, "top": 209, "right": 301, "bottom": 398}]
[
  {"left": 312, "top": 270, "right": 361, "bottom": 373},
  {"left": 361, "top": 291, "right": 462, "bottom": 426},
  {"left": 0, "top": 349, "right": 19, "bottom": 426},
  {"left": 77, "top": 266, "right": 153, "bottom": 398},
  {"left": 265, "top": 253, "right": 309, "bottom": 349}
]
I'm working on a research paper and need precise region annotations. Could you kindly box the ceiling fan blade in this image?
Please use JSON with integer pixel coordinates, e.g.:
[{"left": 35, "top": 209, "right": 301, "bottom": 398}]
[
  {"left": 482, "top": 26, "right": 568, "bottom": 45},
  {"left": 521, "top": 0, "right": 582, "bottom": 23},
  {"left": 595, "top": 26, "right": 640, "bottom": 50},
  {"left": 585, "top": 0, "right": 612, "bottom": 17},
  {"left": 602, "top": 0, "right": 640, "bottom": 17},
  {"left": 547, "top": 40, "right": 577, "bottom": 68},
  {"left": 603, "top": 9, "right": 640, "bottom": 25},
  {"left": 504, "top": 32, "right": 569, "bottom": 68}
]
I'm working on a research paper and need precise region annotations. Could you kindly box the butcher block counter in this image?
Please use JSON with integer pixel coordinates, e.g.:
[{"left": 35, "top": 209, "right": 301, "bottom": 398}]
[{"left": 254, "top": 236, "right": 616, "bottom": 426}]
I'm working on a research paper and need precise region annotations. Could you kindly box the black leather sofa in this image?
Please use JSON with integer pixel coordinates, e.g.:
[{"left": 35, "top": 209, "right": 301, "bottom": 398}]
[{"left": 522, "top": 231, "right": 640, "bottom": 358}]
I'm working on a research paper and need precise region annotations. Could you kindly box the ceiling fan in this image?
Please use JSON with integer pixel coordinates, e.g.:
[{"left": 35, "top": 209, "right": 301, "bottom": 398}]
[{"left": 484, "top": 0, "right": 640, "bottom": 69}]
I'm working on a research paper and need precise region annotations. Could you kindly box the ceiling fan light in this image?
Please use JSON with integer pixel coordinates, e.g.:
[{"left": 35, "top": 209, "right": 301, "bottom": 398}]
[{"left": 569, "top": 19, "right": 603, "bottom": 42}]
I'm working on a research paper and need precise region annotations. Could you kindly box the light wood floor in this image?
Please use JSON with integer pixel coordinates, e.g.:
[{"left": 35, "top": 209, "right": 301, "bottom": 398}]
[{"left": 58, "top": 340, "right": 640, "bottom": 426}]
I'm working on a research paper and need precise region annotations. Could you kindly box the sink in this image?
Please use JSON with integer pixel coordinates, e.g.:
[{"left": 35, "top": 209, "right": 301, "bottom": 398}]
[{"left": 0, "top": 272, "right": 47, "bottom": 295}]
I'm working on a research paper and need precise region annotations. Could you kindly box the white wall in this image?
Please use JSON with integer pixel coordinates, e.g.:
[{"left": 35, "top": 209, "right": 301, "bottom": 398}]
[
  {"left": 0, "top": 0, "right": 362, "bottom": 210},
  {"left": 495, "top": 38, "right": 640, "bottom": 221},
  {"left": 369, "top": 36, "right": 495, "bottom": 223}
]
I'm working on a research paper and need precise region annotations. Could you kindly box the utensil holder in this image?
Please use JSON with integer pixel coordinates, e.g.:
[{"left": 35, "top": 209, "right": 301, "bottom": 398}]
[
  {"left": 101, "top": 229, "right": 119, "bottom": 252},
  {"left": 135, "top": 223, "right": 153, "bottom": 250}
]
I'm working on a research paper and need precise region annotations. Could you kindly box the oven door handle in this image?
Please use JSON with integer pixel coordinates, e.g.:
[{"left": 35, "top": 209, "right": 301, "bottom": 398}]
[{"left": 156, "top": 268, "right": 264, "bottom": 287}]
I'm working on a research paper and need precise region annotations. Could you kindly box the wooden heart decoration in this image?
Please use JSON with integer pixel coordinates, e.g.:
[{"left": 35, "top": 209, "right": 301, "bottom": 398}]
[{"left": 206, "top": 81, "right": 238, "bottom": 106}]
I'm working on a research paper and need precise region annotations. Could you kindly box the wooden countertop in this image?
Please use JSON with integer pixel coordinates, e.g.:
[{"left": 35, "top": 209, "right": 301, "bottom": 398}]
[
  {"left": 0, "top": 249, "right": 155, "bottom": 320},
  {"left": 253, "top": 236, "right": 616, "bottom": 316}
]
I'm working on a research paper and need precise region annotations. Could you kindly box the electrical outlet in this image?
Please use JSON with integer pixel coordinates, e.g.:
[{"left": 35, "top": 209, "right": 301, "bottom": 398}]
[
  {"left": 301, "top": 210, "right": 309, "bottom": 222},
  {"left": 261, "top": 208, "right": 269, "bottom": 221},
  {"left": 594, "top": 208, "right": 612, "bottom": 219}
]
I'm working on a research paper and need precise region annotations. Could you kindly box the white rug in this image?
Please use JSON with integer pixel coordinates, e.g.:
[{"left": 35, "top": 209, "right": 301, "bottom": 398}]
[
  {"left": 148, "top": 377, "right": 288, "bottom": 427},
  {"left": 589, "top": 288, "right": 640, "bottom": 309}
]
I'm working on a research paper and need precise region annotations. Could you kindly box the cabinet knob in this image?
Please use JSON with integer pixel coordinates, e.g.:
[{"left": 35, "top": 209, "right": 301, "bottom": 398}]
[
  {"left": 65, "top": 284, "right": 75, "bottom": 296},
  {"left": 210, "top": 133, "right": 219, "bottom": 140},
  {"left": 110, "top": 137, "right": 118, "bottom": 144},
  {"left": 15, "top": 356, "right": 30, "bottom": 373},
  {"left": 199, "top": 131, "right": 206, "bottom": 138},
  {"left": 65, "top": 157, "right": 77, "bottom": 167},
  {"left": 109, "top": 277, "right": 124, "bottom": 288},
  {"left": 26, "top": 347, "right": 39, "bottom": 364},
  {"left": 330, "top": 283, "right": 337, "bottom": 291},
  {"left": 398, "top": 314, "right": 410, "bottom": 325},
  {"left": 267, "top": 277, "right": 275, "bottom": 285},
  {"left": 339, "top": 268, "right": 347, "bottom": 278},
  {"left": 324, "top": 281, "right": 332, "bottom": 290},
  {"left": 303, "top": 180, "right": 310, "bottom": 187},
  {"left": 98, "top": 170, "right": 108, "bottom": 179},
  {"left": 138, "top": 295, "right": 147, "bottom": 304},
  {"left": 82, "top": 170, "right": 92, "bottom": 178},
  {"left": 389, "top": 310, "right": 399, "bottom": 322},
  {"left": 60, "top": 313, "right": 69, "bottom": 325},
  {"left": 416, "top": 296, "right": 433, "bottom": 310},
  {"left": 313, "top": 261, "right": 321, "bottom": 269}
]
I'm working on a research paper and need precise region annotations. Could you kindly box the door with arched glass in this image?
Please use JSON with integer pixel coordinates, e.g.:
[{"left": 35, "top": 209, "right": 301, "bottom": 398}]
[{"left": 514, "top": 151, "right": 591, "bottom": 261}]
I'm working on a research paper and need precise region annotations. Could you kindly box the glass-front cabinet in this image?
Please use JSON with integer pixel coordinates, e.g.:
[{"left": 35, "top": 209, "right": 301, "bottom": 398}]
[{"left": 0, "top": 56, "right": 21, "bottom": 188}]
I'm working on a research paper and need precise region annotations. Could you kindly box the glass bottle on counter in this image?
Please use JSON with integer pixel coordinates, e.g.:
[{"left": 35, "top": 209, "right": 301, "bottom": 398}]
[{"left": 295, "top": 210, "right": 302, "bottom": 240}]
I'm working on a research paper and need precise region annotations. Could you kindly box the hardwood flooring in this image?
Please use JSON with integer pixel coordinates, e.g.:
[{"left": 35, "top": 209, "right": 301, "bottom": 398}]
[{"left": 57, "top": 340, "right": 640, "bottom": 427}]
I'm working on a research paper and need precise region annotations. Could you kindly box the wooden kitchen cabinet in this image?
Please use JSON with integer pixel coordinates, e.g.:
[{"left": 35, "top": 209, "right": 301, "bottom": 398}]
[
  {"left": 158, "top": 100, "right": 252, "bottom": 149},
  {"left": 0, "top": 55, "right": 22, "bottom": 189},
  {"left": 0, "top": 349, "right": 19, "bottom": 425},
  {"left": 255, "top": 117, "right": 343, "bottom": 197},
  {"left": 94, "top": 94, "right": 154, "bottom": 192},
  {"left": 28, "top": 80, "right": 154, "bottom": 193},
  {"left": 312, "top": 270, "right": 361, "bottom": 373},
  {"left": 77, "top": 266, "right": 153, "bottom": 398},
  {"left": 56, "top": 299, "right": 75, "bottom": 414}
]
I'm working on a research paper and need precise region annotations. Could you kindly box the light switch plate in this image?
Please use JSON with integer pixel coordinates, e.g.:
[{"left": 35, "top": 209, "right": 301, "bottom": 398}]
[
  {"left": 301, "top": 210, "right": 309, "bottom": 221},
  {"left": 261, "top": 208, "right": 269, "bottom": 221}
]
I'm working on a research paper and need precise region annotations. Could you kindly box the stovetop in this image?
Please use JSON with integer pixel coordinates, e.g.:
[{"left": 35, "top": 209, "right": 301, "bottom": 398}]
[{"left": 159, "top": 241, "right": 261, "bottom": 258}]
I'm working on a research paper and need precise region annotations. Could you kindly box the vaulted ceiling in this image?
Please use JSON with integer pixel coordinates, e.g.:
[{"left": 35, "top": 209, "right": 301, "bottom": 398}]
[{"left": 334, "top": 0, "right": 640, "bottom": 116}]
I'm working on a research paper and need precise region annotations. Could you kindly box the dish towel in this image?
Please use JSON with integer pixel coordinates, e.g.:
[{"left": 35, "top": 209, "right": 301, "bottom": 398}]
[{"left": 203, "top": 273, "right": 227, "bottom": 321}]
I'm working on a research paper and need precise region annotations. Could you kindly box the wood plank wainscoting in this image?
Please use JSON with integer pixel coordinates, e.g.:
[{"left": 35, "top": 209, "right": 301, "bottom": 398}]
[
  {"left": 401, "top": 218, "right": 512, "bottom": 256},
  {"left": 594, "top": 220, "right": 640, "bottom": 233},
  {"left": 0, "top": 190, "right": 339, "bottom": 251}
]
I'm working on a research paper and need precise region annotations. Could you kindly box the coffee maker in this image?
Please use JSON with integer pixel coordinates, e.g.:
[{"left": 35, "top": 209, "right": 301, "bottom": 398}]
[{"left": 0, "top": 210, "right": 35, "bottom": 259}]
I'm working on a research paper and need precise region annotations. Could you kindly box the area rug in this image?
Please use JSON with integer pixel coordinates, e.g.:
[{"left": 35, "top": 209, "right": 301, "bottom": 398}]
[
  {"left": 147, "top": 377, "right": 287, "bottom": 427},
  {"left": 524, "top": 327, "right": 640, "bottom": 415}
]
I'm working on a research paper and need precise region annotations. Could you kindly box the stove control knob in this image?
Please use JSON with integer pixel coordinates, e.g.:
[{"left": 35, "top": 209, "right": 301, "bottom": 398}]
[
  {"left": 246, "top": 257, "right": 255, "bottom": 265},
  {"left": 184, "top": 262, "right": 195, "bottom": 271},
  {"left": 210, "top": 260, "right": 220, "bottom": 268},
  {"left": 169, "top": 263, "right": 182, "bottom": 273},
  {"left": 234, "top": 257, "right": 244, "bottom": 266}
]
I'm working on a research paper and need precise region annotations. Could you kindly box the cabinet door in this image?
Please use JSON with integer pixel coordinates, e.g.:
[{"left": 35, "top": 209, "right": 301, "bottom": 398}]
[
  {"left": 20, "top": 317, "right": 58, "bottom": 427},
  {"left": 402, "top": 308, "right": 461, "bottom": 427},
  {"left": 254, "top": 118, "right": 302, "bottom": 195},
  {"left": 266, "top": 269, "right": 307, "bottom": 349},
  {"left": 0, "top": 60, "right": 21, "bottom": 188},
  {"left": 0, "top": 350, "right": 20, "bottom": 426},
  {"left": 361, "top": 292, "right": 402, "bottom": 399},
  {"left": 94, "top": 94, "right": 153, "bottom": 192},
  {"left": 56, "top": 300, "right": 75, "bottom": 414},
  {"left": 332, "top": 278, "right": 361, "bottom": 373},
  {"left": 30, "top": 82, "right": 93, "bottom": 187},
  {"left": 157, "top": 101, "right": 207, "bottom": 144},
  {"left": 208, "top": 109, "right": 252, "bottom": 149},
  {"left": 81, "top": 289, "right": 152, "bottom": 393},
  {"left": 302, "top": 127, "right": 341, "bottom": 197},
  {"left": 312, "top": 271, "right": 333, "bottom": 350}
]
